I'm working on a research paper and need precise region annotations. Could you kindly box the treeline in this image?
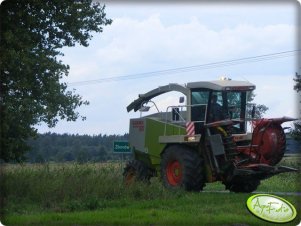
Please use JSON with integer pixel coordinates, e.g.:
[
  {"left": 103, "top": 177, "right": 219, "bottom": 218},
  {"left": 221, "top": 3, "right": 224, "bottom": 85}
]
[
  {"left": 25, "top": 132, "right": 300, "bottom": 163},
  {"left": 26, "top": 133, "right": 132, "bottom": 163}
]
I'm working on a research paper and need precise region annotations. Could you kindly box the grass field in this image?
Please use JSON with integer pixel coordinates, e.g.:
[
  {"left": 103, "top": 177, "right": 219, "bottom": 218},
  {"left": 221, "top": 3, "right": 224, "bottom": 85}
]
[
  {"left": 3, "top": 193, "right": 300, "bottom": 226},
  {"left": 1, "top": 156, "right": 300, "bottom": 226}
]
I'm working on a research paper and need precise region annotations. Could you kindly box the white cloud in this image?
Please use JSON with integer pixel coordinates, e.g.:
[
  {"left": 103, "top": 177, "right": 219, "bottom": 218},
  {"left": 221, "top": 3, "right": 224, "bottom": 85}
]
[
  {"left": 94, "top": 15, "right": 295, "bottom": 71},
  {"left": 37, "top": 3, "right": 297, "bottom": 135},
  {"left": 250, "top": 75, "right": 297, "bottom": 118}
]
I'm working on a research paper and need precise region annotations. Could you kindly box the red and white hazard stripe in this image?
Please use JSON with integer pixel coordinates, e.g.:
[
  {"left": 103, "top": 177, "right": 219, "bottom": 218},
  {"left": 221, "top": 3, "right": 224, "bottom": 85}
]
[{"left": 186, "top": 121, "right": 195, "bottom": 136}]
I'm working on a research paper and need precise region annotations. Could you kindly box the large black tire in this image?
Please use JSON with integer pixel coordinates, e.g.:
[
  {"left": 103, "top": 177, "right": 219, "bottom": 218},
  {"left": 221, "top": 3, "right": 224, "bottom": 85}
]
[
  {"left": 225, "top": 179, "right": 260, "bottom": 193},
  {"left": 123, "top": 160, "right": 151, "bottom": 185},
  {"left": 161, "top": 145, "right": 205, "bottom": 191}
]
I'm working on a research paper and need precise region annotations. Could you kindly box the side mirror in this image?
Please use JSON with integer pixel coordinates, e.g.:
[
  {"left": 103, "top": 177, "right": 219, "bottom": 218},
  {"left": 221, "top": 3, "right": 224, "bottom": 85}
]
[
  {"left": 179, "top": 96, "right": 185, "bottom": 103},
  {"left": 251, "top": 105, "right": 256, "bottom": 118}
]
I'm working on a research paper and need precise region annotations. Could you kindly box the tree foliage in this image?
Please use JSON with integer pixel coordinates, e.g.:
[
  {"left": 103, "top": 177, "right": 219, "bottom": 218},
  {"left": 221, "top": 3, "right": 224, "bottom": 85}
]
[
  {"left": 290, "top": 121, "right": 301, "bottom": 141},
  {"left": 247, "top": 91, "right": 268, "bottom": 119},
  {"left": 293, "top": 72, "right": 301, "bottom": 92},
  {"left": 0, "top": 0, "right": 112, "bottom": 162},
  {"left": 291, "top": 72, "right": 301, "bottom": 140},
  {"left": 26, "top": 133, "right": 131, "bottom": 163}
]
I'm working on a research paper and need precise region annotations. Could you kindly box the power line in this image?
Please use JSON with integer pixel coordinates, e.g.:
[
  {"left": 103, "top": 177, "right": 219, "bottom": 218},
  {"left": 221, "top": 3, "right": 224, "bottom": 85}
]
[{"left": 68, "top": 50, "right": 300, "bottom": 86}]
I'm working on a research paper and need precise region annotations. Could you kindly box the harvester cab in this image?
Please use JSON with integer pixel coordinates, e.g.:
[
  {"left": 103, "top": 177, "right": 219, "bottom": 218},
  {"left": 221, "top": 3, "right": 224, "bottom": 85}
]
[{"left": 124, "top": 79, "right": 297, "bottom": 192}]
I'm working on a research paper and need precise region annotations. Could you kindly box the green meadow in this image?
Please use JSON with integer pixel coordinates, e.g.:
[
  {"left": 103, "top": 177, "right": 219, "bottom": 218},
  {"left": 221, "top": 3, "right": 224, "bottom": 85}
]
[{"left": 1, "top": 156, "right": 300, "bottom": 226}]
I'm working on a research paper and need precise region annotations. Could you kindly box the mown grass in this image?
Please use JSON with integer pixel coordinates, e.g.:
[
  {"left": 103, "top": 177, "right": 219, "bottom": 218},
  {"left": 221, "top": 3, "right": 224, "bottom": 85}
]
[
  {"left": 3, "top": 193, "right": 300, "bottom": 226},
  {"left": 1, "top": 156, "right": 300, "bottom": 225}
]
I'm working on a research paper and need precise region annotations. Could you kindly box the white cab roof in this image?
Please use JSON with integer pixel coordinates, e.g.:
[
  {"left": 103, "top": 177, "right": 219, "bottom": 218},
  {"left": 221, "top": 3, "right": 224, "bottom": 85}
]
[{"left": 187, "top": 80, "right": 255, "bottom": 91}]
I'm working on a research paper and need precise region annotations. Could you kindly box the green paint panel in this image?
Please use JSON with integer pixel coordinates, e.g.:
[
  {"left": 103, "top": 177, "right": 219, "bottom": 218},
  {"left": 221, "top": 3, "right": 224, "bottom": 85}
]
[
  {"left": 145, "top": 118, "right": 186, "bottom": 165},
  {"left": 133, "top": 148, "right": 153, "bottom": 167}
]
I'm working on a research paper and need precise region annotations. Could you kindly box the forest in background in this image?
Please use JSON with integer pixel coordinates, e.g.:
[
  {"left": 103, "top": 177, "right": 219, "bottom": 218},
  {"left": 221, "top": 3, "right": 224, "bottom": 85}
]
[
  {"left": 26, "top": 133, "right": 131, "bottom": 163},
  {"left": 24, "top": 132, "right": 300, "bottom": 164}
]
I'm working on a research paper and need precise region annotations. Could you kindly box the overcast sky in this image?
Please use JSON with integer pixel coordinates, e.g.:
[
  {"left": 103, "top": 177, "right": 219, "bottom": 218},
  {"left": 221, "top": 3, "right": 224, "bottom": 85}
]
[{"left": 37, "top": 1, "right": 300, "bottom": 135}]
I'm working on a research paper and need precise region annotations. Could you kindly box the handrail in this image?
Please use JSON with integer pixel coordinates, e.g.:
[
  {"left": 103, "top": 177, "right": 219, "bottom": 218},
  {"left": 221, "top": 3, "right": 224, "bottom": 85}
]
[
  {"left": 139, "top": 100, "right": 160, "bottom": 118},
  {"left": 163, "top": 104, "right": 208, "bottom": 135}
]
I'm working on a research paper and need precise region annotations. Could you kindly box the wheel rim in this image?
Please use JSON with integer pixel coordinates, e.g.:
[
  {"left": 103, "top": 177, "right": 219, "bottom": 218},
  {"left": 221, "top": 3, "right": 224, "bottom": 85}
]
[{"left": 166, "top": 160, "right": 182, "bottom": 186}]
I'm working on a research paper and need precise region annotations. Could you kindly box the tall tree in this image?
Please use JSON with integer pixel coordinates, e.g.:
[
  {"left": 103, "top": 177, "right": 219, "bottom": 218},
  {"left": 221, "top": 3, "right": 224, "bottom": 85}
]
[
  {"left": 293, "top": 72, "right": 301, "bottom": 92},
  {"left": 0, "top": 0, "right": 112, "bottom": 161},
  {"left": 291, "top": 72, "right": 301, "bottom": 140}
]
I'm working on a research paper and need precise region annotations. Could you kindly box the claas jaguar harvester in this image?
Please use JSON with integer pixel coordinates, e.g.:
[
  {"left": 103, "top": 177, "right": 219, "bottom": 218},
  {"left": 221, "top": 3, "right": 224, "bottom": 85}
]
[{"left": 124, "top": 79, "right": 297, "bottom": 192}]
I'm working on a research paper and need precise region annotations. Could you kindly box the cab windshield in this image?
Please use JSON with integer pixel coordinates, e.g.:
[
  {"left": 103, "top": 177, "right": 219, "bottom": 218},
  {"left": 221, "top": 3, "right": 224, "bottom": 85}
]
[{"left": 191, "top": 89, "right": 247, "bottom": 134}]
